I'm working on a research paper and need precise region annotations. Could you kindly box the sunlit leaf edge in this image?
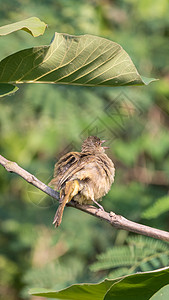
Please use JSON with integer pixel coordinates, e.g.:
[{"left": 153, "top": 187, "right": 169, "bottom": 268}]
[
  {"left": 0, "top": 17, "right": 47, "bottom": 37},
  {"left": 29, "top": 267, "right": 169, "bottom": 300}
]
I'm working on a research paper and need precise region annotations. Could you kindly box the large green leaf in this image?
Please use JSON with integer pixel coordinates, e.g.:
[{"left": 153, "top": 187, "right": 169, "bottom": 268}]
[
  {"left": 0, "top": 17, "right": 47, "bottom": 37},
  {"left": 0, "top": 33, "right": 156, "bottom": 97},
  {"left": 0, "top": 83, "right": 18, "bottom": 97},
  {"left": 104, "top": 268, "right": 169, "bottom": 300},
  {"left": 150, "top": 284, "right": 169, "bottom": 299},
  {"left": 30, "top": 267, "right": 169, "bottom": 300},
  {"left": 30, "top": 279, "right": 118, "bottom": 300}
]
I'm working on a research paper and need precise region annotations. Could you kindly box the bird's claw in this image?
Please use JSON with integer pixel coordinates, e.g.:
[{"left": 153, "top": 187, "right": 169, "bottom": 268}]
[
  {"left": 92, "top": 199, "right": 104, "bottom": 211},
  {"left": 98, "top": 205, "right": 104, "bottom": 211}
]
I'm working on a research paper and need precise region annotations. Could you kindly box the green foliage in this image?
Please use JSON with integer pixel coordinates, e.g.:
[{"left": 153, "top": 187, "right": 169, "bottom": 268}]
[
  {"left": 0, "top": 1, "right": 168, "bottom": 299},
  {"left": 0, "top": 17, "right": 47, "bottom": 37},
  {"left": 90, "top": 236, "right": 169, "bottom": 278},
  {"left": 151, "top": 284, "right": 169, "bottom": 300},
  {"left": 0, "top": 17, "right": 47, "bottom": 97},
  {"left": 142, "top": 196, "right": 169, "bottom": 219},
  {"left": 0, "top": 83, "right": 18, "bottom": 97},
  {"left": 0, "top": 23, "right": 155, "bottom": 98},
  {"left": 30, "top": 267, "right": 169, "bottom": 300}
]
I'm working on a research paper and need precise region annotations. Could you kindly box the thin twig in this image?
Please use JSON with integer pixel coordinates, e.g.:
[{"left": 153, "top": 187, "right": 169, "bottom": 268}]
[{"left": 0, "top": 154, "right": 169, "bottom": 242}]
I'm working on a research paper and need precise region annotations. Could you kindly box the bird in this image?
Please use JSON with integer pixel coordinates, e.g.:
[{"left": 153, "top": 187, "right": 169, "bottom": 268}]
[{"left": 49, "top": 136, "right": 115, "bottom": 227}]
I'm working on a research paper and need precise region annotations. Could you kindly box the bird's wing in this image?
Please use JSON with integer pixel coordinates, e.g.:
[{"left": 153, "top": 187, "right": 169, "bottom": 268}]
[{"left": 49, "top": 152, "right": 94, "bottom": 190}]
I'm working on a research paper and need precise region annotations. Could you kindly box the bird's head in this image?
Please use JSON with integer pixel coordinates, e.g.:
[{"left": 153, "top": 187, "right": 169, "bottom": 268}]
[{"left": 81, "top": 136, "right": 109, "bottom": 153}]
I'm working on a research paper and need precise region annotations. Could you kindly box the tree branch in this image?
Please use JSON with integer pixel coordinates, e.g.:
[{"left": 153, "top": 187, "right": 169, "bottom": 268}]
[{"left": 1, "top": 154, "right": 169, "bottom": 242}]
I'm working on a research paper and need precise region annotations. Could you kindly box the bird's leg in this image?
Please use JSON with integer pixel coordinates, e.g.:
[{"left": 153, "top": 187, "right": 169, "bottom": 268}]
[
  {"left": 92, "top": 199, "right": 104, "bottom": 211},
  {"left": 59, "top": 190, "right": 64, "bottom": 204}
]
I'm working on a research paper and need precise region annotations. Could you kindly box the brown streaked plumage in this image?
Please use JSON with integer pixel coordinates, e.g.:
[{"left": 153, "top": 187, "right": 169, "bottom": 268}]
[{"left": 49, "top": 136, "right": 115, "bottom": 227}]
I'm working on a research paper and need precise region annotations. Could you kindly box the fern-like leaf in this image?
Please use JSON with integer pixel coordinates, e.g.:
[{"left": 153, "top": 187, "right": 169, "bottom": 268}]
[
  {"left": 90, "top": 236, "right": 169, "bottom": 278},
  {"left": 142, "top": 195, "right": 169, "bottom": 219}
]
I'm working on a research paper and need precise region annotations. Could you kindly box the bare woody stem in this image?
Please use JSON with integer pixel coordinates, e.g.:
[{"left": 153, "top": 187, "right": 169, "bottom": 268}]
[{"left": 0, "top": 154, "right": 169, "bottom": 242}]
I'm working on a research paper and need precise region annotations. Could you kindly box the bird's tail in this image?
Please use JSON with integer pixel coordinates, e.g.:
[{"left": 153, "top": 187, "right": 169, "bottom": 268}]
[{"left": 53, "top": 180, "right": 80, "bottom": 227}]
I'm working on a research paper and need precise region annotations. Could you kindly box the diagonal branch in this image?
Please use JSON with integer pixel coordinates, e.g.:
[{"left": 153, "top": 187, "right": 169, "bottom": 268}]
[{"left": 0, "top": 154, "right": 169, "bottom": 242}]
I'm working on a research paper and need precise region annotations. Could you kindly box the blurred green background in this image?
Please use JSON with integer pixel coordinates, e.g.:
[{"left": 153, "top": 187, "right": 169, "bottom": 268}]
[{"left": 0, "top": 0, "right": 169, "bottom": 299}]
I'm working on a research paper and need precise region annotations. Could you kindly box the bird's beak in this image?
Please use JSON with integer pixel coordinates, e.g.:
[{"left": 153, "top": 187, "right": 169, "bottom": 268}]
[{"left": 101, "top": 140, "right": 109, "bottom": 149}]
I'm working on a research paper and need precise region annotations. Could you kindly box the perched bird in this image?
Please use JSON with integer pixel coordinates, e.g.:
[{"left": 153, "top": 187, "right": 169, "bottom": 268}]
[{"left": 49, "top": 136, "right": 115, "bottom": 227}]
